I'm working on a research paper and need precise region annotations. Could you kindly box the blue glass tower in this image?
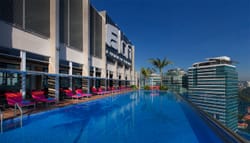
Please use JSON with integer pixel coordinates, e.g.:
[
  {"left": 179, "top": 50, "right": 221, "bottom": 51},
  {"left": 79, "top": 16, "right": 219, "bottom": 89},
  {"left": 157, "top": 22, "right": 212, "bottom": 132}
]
[{"left": 188, "top": 56, "right": 238, "bottom": 131}]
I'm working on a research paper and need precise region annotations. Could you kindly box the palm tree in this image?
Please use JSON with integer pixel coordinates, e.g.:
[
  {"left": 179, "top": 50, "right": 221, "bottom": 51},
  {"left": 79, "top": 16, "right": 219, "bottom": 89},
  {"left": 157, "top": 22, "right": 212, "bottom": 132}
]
[
  {"left": 148, "top": 57, "right": 172, "bottom": 86},
  {"left": 140, "top": 67, "right": 154, "bottom": 86}
]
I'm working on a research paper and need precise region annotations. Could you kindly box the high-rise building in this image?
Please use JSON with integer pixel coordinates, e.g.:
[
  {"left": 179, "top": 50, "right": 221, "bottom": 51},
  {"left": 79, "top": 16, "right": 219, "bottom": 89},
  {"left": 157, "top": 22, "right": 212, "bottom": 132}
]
[
  {"left": 164, "top": 68, "right": 188, "bottom": 90},
  {"left": 188, "top": 56, "right": 238, "bottom": 131},
  {"left": 147, "top": 73, "right": 161, "bottom": 86}
]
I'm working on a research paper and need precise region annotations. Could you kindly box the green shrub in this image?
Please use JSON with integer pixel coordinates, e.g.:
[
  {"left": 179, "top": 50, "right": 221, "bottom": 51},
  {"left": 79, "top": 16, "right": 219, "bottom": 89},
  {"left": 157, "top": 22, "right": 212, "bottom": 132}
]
[
  {"left": 144, "top": 85, "right": 150, "bottom": 90},
  {"left": 159, "top": 85, "right": 168, "bottom": 91},
  {"left": 130, "top": 85, "right": 137, "bottom": 89}
]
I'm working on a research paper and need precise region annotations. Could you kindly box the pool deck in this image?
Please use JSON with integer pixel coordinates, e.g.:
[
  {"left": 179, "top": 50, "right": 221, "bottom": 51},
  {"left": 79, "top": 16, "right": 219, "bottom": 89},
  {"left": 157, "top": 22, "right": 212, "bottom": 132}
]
[{"left": 1, "top": 90, "right": 134, "bottom": 120}]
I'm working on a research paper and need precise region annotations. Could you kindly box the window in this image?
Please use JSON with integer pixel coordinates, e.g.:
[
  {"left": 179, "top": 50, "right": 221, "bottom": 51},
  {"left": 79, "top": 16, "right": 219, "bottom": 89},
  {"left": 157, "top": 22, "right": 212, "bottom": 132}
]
[
  {"left": 60, "top": 0, "right": 83, "bottom": 51},
  {"left": 0, "top": 72, "right": 20, "bottom": 87},
  {"left": 25, "top": 0, "right": 50, "bottom": 37},
  {"left": 128, "top": 50, "right": 131, "bottom": 59},
  {"left": 90, "top": 6, "right": 103, "bottom": 58},
  {"left": 111, "top": 39, "right": 117, "bottom": 43},
  {"left": 0, "top": 0, "right": 50, "bottom": 37},
  {"left": 122, "top": 43, "right": 126, "bottom": 54},
  {"left": 0, "top": 0, "right": 23, "bottom": 27},
  {"left": 69, "top": 0, "right": 83, "bottom": 50},
  {"left": 111, "top": 32, "right": 117, "bottom": 37},
  {"left": 59, "top": 0, "right": 69, "bottom": 45}
]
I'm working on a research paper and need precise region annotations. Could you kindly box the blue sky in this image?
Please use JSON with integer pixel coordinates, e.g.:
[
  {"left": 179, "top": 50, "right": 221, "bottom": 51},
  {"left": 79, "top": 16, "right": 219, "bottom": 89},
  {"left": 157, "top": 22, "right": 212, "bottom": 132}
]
[{"left": 91, "top": 0, "right": 250, "bottom": 80}]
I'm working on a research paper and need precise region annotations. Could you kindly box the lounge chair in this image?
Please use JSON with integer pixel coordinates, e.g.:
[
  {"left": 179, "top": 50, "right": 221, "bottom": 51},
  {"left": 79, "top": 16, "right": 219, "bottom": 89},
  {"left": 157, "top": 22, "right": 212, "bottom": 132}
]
[
  {"left": 63, "top": 89, "right": 85, "bottom": 99},
  {"left": 75, "top": 89, "right": 92, "bottom": 98},
  {"left": 98, "top": 87, "right": 111, "bottom": 94},
  {"left": 108, "top": 86, "right": 120, "bottom": 93},
  {"left": 31, "top": 90, "right": 56, "bottom": 105},
  {"left": 5, "top": 92, "right": 35, "bottom": 108},
  {"left": 118, "top": 86, "right": 123, "bottom": 92},
  {"left": 91, "top": 87, "right": 106, "bottom": 95}
]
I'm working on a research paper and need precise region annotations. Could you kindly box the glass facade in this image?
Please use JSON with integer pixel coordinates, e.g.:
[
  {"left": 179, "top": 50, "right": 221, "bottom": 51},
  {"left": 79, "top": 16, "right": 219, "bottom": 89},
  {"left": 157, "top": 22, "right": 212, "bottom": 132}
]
[
  {"left": 59, "top": 0, "right": 69, "bottom": 45},
  {"left": 90, "top": 5, "right": 102, "bottom": 58},
  {"left": 0, "top": 0, "right": 50, "bottom": 37},
  {"left": 60, "top": 0, "right": 83, "bottom": 51},
  {"left": 25, "top": 0, "right": 50, "bottom": 37},
  {"left": 0, "top": 0, "right": 23, "bottom": 28},
  {"left": 188, "top": 64, "right": 238, "bottom": 131}
]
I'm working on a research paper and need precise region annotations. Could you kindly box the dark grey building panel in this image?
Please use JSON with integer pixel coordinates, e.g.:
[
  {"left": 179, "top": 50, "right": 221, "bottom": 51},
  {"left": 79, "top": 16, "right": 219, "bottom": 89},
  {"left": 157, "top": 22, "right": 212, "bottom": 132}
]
[
  {"left": 25, "top": 0, "right": 50, "bottom": 37},
  {"left": 60, "top": 0, "right": 83, "bottom": 51},
  {"left": 90, "top": 5, "right": 102, "bottom": 59}
]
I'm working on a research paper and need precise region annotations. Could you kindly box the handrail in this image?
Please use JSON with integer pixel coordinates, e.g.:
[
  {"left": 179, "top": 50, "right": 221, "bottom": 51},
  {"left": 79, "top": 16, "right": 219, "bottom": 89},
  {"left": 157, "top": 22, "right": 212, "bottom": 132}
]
[
  {"left": 0, "top": 109, "right": 3, "bottom": 133},
  {"left": 14, "top": 103, "right": 23, "bottom": 127}
]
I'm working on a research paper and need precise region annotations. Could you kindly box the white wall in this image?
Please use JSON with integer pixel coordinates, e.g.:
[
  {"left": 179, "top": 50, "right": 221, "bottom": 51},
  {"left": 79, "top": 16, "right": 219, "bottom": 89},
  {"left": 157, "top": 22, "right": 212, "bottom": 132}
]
[
  {"left": 0, "top": 21, "right": 50, "bottom": 56},
  {"left": 91, "top": 56, "right": 105, "bottom": 69},
  {"left": 59, "top": 45, "right": 84, "bottom": 64},
  {"left": 107, "top": 63, "right": 116, "bottom": 71}
]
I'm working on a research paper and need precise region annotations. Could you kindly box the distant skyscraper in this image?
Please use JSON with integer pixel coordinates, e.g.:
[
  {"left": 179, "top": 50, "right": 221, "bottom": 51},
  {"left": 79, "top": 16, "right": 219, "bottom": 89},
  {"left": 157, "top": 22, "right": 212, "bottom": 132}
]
[
  {"left": 247, "top": 81, "right": 250, "bottom": 87},
  {"left": 188, "top": 56, "right": 238, "bottom": 131},
  {"left": 163, "top": 68, "right": 188, "bottom": 93},
  {"left": 147, "top": 73, "right": 161, "bottom": 86}
]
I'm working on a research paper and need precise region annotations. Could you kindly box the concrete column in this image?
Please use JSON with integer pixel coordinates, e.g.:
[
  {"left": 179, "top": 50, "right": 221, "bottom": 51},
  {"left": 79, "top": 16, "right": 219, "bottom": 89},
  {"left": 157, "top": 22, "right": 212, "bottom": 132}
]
[
  {"left": 55, "top": 76, "right": 59, "bottom": 100},
  {"left": 87, "top": 78, "right": 90, "bottom": 93},
  {"left": 20, "top": 51, "right": 26, "bottom": 98},
  {"left": 93, "top": 67, "right": 96, "bottom": 87},
  {"left": 107, "top": 70, "right": 110, "bottom": 88},
  {"left": 118, "top": 30, "right": 121, "bottom": 54},
  {"left": 114, "top": 62, "right": 118, "bottom": 80},
  {"left": 49, "top": 0, "right": 60, "bottom": 101},
  {"left": 69, "top": 62, "right": 73, "bottom": 75},
  {"left": 116, "top": 29, "right": 120, "bottom": 83},
  {"left": 20, "top": 51, "right": 26, "bottom": 71},
  {"left": 82, "top": 0, "right": 90, "bottom": 77},
  {"left": 132, "top": 46, "right": 135, "bottom": 85},
  {"left": 123, "top": 65, "right": 125, "bottom": 80},
  {"left": 69, "top": 61, "right": 73, "bottom": 90},
  {"left": 101, "top": 11, "right": 106, "bottom": 79},
  {"left": 105, "top": 78, "right": 107, "bottom": 90}
]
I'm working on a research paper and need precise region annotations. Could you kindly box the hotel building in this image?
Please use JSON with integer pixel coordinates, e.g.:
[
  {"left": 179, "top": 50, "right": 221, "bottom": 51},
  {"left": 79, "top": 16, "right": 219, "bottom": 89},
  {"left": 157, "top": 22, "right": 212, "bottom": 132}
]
[
  {"left": 0, "top": 0, "right": 135, "bottom": 101},
  {"left": 100, "top": 11, "right": 135, "bottom": 90},
  {"left": 188, "top": 56, "right": 238, "bottom": 131}
]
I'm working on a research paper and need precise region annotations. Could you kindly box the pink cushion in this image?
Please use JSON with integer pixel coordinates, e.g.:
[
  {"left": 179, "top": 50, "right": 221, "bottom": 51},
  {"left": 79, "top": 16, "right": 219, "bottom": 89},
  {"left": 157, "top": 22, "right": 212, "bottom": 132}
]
[
  {"left": 75, "top": 89, "right": 82, "bottom": 94},
  {"left": 5, "top": 92, "right": 22, "bottom": 102},
  {"left": 32, "top": 91, "right": 45, "bottom": 98},
  {"left": 64, "top": 89, "right": 74, "bottom": 96},
  {"left": 91, "top": 87, "right": 97, "bottom": 92},
  {"left": 98, "top": 88, "right": 103, "bottom": 92},
  {"left": 5, "top": 92, "right": 35, "bottom": 107}
]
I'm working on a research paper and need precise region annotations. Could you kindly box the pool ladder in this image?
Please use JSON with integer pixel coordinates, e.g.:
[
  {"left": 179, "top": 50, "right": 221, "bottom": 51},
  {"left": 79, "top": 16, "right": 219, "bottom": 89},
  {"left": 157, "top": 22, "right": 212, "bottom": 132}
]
[
  {"left": 14, "top": 103, "right": 23, "bottom": 128},
  {"left": 0, "top": 109, "right": 3, "bottom": 133}
]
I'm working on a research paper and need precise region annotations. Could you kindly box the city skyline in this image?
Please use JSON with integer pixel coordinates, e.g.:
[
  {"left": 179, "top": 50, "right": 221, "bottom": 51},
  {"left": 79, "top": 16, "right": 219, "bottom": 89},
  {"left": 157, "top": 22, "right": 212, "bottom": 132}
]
[{"left": 91, "top": 0, "right": 250, "bottom": 80}]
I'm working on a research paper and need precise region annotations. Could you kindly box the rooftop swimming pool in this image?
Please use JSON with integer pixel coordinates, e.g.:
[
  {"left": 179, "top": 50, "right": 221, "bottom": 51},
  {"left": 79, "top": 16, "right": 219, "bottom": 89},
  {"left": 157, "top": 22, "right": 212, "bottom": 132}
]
[{"left": 0, "top": 91, "right": 242, "bottom": 143}]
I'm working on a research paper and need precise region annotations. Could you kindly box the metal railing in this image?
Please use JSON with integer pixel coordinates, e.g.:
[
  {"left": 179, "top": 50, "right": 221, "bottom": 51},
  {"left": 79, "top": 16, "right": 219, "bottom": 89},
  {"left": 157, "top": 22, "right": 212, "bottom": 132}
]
[
  {"left": 0, "top": 109, "right": 3, "bottom": 133},
  {"left": 14, "top": 103, "right": 23, "bottom": 127},
  {"left": 176, "top": 94, "right": 247, "bottom": 143}
]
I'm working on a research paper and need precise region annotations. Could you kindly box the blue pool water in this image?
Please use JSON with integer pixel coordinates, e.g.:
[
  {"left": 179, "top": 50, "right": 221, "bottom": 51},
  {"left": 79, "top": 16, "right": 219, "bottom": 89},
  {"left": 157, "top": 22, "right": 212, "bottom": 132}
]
[{"left": 0, "top": 91, "right": 226, "bottom": 143}]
